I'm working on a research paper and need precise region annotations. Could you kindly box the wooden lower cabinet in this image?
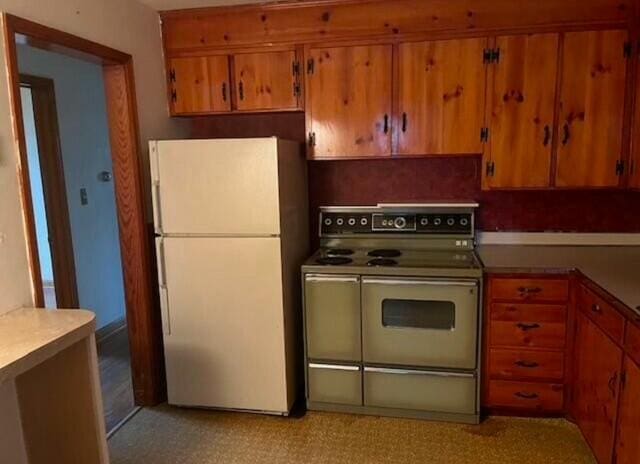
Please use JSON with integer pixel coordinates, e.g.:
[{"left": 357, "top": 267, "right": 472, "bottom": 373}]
[
  {"left": 615, "top": 356, "right": 640, "bottom": 464},
  {"left": 573, "top": 311, "right": 623, "bottom": 464}
]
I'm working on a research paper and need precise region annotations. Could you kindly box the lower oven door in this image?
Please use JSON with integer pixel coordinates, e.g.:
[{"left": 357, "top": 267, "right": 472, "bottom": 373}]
[{"left": 362, "top": 277, "right": 479, "bottom": 369}]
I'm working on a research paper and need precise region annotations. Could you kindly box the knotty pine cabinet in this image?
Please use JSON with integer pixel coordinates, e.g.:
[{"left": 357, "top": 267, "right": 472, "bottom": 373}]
[
  {"left": 306, "top": 44, "right": 393, "bottom": 158},
  {"left": 168, "top": 56, "right": 231, "bottom": 115},
  {"left": 396, "top": 37, "right": 488, "bottom": 156},
  {"left": 483, "top": 29, "right": 630, "bottom": 190},
  {"left": 168, "top": 50, "right": 301, "bottom": 115},
  {"left": 615, "top": 356, "right": 640, "bottom": 464}
]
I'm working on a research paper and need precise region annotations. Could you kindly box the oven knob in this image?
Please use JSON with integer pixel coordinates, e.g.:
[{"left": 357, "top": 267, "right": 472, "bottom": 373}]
[
  {"left": 336, "top": 218, "right": 344, "bottom": 225},
  {"left": 447, "top": 218, "right": 455, "bottom": 226},
  {"left": 433, "top": 217, "right": 442, "bottom": 226},
  {"left": 460, "top": 218, "right": 469, "bottom": 226},
  {"left": 324, "top": 218, "right": 332, "bottom": 226},
  {"left": 394, "top": 217, "right": 407, "bottom": 229},
  {"left": 348, "top": 218, "right": 356, "bottom": 226},
  {"left": 420, "top": 218, "right": 429, "bottom": 226},
  {"left": 360, "top": 217, "right": 368, "bottom": 226}
]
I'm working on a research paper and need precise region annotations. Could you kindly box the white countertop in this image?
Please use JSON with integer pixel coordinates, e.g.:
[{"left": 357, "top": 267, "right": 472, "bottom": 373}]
[
  {"left": 0, "top": 308, "right": 96, "bottom": 384},
  {"left": 478, "top": 245, "right": 640, "bottom": 315}
]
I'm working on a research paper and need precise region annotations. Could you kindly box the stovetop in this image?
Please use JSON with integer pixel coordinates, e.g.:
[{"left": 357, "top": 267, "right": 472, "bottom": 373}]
[{"left": 301, "top": 204, "right": 483, "bottom": 278}]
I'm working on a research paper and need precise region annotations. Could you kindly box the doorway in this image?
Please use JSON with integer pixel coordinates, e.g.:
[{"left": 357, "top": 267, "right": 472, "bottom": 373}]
[{"left": 3, "top": 14, "right": 165, "bottom": 417}]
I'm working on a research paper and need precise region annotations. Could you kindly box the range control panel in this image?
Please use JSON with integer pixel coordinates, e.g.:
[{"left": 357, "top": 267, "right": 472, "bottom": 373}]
[{"left": 320, "top": 211, "right": 474, "bottom": 235}]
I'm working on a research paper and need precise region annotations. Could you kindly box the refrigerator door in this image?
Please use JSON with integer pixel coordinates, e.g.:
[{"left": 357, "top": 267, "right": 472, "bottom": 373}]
[
  {"left": 150, "top": 138, "right": 281, "bottom": 235},
  {"left": 160, "top": 236, "right": 291, "bottom": 413}
]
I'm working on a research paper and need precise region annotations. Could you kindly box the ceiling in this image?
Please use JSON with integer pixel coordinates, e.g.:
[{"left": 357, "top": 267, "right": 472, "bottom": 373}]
[{"left": 138, "top": 0, "right": 266, "bottom": 10}]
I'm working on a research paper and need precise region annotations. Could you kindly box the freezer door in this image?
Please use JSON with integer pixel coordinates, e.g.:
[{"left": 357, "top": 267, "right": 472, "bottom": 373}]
[
  {"left": 150, "top": 139, "right": 281, "bottom": 235},
  {"left": 161, "top": 236, "right": 292, "bottom": 413}
]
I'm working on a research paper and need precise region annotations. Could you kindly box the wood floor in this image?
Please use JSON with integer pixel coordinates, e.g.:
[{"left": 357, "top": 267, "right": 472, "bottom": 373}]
[{"left": 97, "top": 325, "right": 135, "bottom": 432}]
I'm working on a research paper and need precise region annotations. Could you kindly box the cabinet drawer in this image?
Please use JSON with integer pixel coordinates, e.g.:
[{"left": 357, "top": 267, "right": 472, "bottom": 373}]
[
  {"left": 490, "top": 303, "right": 567, "bottom": 322},
  {"left": 625, "top": 322, "right": 640, "bottom": 366},
  {"left": 491, "top": 278, "right": 569, "bottom": 303},
  {"left": 580, "top": 285, "right": 625, "bottom": 344},
  {"left": 364, "top": 367, "right": 476, "bottom": 415},
  {"left": 307, "top": 363, "right": 362, "bottom": 406},
  {"left": 488, "top": 380, "right": 563, "bottom": 411},
  {"left": 489, "top": 348, "right": 564, "bottom": 382},
  {"left": 490, "top": 320, "right": 566, "bottom": 349}
]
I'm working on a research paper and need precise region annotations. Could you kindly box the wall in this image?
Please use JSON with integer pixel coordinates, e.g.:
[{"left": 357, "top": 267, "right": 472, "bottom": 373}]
[
  {"left": 17, "top": 44, "right": 126, "bottom": 328},
  {"left": 20, "top": 86, "right": 53, "bottom": 283},
  {"left": 0, "top": 0, "right": 186, "bottom": 315},
  {"left": 190, "top": 113, "right": 640, "bottom": 248}
]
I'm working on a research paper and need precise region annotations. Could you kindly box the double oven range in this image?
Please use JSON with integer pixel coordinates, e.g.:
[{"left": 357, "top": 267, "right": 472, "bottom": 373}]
[{"left": 301, "top": 204, "right": 483, "bottom": 424}]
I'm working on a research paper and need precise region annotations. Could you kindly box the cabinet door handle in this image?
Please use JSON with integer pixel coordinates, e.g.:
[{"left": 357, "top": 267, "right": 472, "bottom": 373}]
[
  {"left": 591, "top": 304, "right": 602, "bottom": 314},
  {"left": 517, "top": 286, "right": 542, "bottom": 294},
  {"left": 516, "top": 322, "right": 541, "bottom": 331},
  {"left": 561, "top": 123, "right": 570, "bottom": 145},
  {"left": 608, "top": 372, "right": 618, "bottom": 396},
  {"left": 515, "top": 391, "right": 539, "bottom": 400},
  {"left": 238, "top": 81, "right": 244, "bottom": 101},
  {"left": 402, "top": 112, "right": 407, "bottom": 133},
  {"left": 222, "top": 82, "right": 227, "bottom": 101},
  {"left": 515, "top": 360, "right": 539, "bottom": 368},
  {"left": 383, "top": 114, "right": 389, "bottom": 134},
  {"left": 543, "top": 125, "right": 551, "bottom": 146}
]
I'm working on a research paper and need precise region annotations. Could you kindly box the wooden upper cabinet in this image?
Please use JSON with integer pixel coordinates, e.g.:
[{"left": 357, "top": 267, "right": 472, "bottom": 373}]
[
  {"left": 555, "top": 30, "right": 628, "bottom": 187},
  {"left": 484, "top": 33, "right": 559, "bottom": 189},
  {"left": 233, "top": 50, "right": 300, "bottom": 112},
  {"left": 169, "top": 56, "right": 231, "bottom": 115},
  {"left": 397, "top": 38, "right": 487, "bottom": 156},
  {"left": 615, "top": 356, "right": 640, "bottom": 464},
  {"left": 307, "top": 44, "right": 393, "bottom": 158},
  {"left": 573, "top": 312, "right": 623, "bottom": 464},
  {"left": 630, "top": 68, "right": 640, "bottom": 189}
]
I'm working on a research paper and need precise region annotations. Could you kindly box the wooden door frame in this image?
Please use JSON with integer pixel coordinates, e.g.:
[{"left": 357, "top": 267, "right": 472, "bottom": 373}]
[
  {"left": 19, "top": 74, "right": 79, "bottom": 309},
  {"left": 3, "top": 13, "right": 165, "bottom": 406}
]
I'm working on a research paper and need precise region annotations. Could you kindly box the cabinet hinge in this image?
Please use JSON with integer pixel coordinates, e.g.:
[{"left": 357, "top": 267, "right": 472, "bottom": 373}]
[
  {"left": 483, "top": 48, "right": 500, "bottom": 64},
  {"left": 292, "top": 60, "right": 300, "bottom": 76},
  {"left": 171, "top": 89, "right": 177, "bottom": 103},
  {"left": 620, "top": 370, "right": 627, "bottom": 389},
  {"left": 486, "top": 161, "right": 495, "bottom": 177},
  {"left": 169, "top": 69, "right": 176, "bottom": 82},
  {"left": 480, "top": 127, "right": 489, "bottom": 142},
  {"left": 623, "top": 41, "right": 633, "bottom": 58},
  {"left": 307, "top": 58, "right": 315, "bottom": 75},
  {"left": 616, "top": 160, "right": 625, "bottom": 176},
  {"left": 293, "top": 82, "right": 301, "bottom": 97},
  {"left": 308, "top": 132, "right": 316, "bottom": 147}
]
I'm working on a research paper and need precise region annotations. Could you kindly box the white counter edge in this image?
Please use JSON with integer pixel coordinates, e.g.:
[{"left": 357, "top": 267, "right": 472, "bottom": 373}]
[{"left": 477, "top": 232, "right": 640, "bottom": 246}]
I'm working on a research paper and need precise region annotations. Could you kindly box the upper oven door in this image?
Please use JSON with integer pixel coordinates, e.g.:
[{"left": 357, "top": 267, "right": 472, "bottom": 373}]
[{"left": 362, "top": 277, "right": 479, "bottom": 369}]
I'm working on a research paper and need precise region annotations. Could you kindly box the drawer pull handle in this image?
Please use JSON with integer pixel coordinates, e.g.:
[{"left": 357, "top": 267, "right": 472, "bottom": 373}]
[
  {"left": 517, "top": 286, "right": 542, "bottom": 294},
  {"left": 516, "top": 322, "right": 541, "bottom": 331},
  {"left": 515, "top": 360, "right": 539, "bottom": 368},
  {"left": 515, "top": 391, "right": 539, "bottom": 400},
  {"left": 591, "top": 304, "right": 602, "bottom": 314}
]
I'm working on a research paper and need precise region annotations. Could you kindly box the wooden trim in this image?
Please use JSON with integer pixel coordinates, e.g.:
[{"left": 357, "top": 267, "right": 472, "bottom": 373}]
[
  {"left": 20, "top": 74, "right": 79, "bottom": 309},
  {"left": 3, "top": 14, "right": 165, "bottom": 406},
  {"left": 95, "top": 317, "right": 126, "bottom": 345}
]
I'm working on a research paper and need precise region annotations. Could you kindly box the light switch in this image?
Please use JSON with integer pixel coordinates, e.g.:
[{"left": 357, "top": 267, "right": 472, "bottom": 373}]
[{"left": 80, "top": 188, "right": 88, "bottom": 205}]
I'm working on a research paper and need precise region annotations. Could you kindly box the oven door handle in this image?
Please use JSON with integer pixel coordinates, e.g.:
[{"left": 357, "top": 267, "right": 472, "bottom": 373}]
[
  {"left": 305, "top": 275, "right": 360, "bottom": 283},
  {"left": 309, "top": 363, "right": 360, "bottom": 372},
  {"left": 364, "top": 367, "right": 475, "bottom": 378},
  {"left": 361, "top": 278, "right": 477, "bottom": 287}
]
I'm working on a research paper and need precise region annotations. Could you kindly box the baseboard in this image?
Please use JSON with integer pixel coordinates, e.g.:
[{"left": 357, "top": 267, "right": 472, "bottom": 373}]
[{"left": 96, "top": 317, "right": 126, "bottom": 344}]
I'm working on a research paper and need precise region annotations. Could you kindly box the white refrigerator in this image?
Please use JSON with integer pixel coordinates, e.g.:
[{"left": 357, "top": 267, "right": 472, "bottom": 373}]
[{"left": 150, "top": 138, "right": 308, "bottom": 414}]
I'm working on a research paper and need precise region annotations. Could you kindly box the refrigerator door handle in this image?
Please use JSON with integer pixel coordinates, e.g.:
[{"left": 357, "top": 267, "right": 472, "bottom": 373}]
[
  {"left": 159, "top": 284, "right": 170, "bottom": 335},
  {"left": 152, "top": 180, "right": 163, "bottom": 233},
  {"left": 156, "top": 238, "right": 166, "bottom": 286}
]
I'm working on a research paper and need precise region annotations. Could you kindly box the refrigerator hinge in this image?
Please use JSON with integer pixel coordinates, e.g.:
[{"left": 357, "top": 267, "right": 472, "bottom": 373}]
[{"left": 616, "top": 160, "right": 625, "bottom": 176}]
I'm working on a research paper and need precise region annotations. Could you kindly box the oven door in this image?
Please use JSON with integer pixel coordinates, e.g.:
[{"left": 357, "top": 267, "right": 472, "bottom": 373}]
[{"left": 362, "top": 277, "right": 479, "bottom": 369}]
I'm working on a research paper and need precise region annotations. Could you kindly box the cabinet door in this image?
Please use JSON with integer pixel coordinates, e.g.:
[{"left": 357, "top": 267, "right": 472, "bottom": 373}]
[
  {"left": 630, "top": 70, "right": 640, "bottom": 189},
  {"left": 556, "top": 30, "right": 628, "bottom": 187},
  {"left": 615, "top": 357, "right": 640, "bottom": 464},
  {"left": 485, "top": 34, "right": 559, "bottom": 188},
  {"left": 233, "top": 50, "right": 299, "bottom": 111},
  {"left": 397, "top": 38, "right": 487, "bottom": 155},
  {"left": 169, "top": 56, "right": 231, "bottom": 114},
  {"left": 573, "top": 312, "right": 623, "bottom": 464},
  {"left": 307, "top": 44, "right": 392, "bottom": 158}
]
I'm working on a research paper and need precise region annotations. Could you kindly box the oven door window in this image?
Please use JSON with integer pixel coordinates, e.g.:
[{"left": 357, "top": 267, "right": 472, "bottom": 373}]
[{"left": 381, "top": 299, "right": 455, "bottom": 331}]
